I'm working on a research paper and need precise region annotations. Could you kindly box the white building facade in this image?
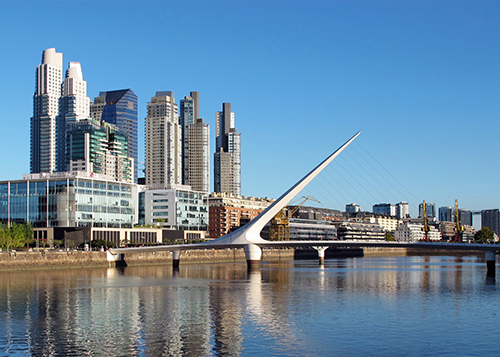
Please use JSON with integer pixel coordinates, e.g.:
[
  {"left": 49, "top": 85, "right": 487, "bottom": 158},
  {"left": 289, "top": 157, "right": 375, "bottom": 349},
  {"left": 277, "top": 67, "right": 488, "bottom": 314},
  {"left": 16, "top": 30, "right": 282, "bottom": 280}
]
[
  {"left": 142, "top": 185, "right": 208, "bottom": 231},
  {"left": 394, "top": 222, "right": 442, "bottom": 242},
  {"left": 145, "top": 91, "right": 182, "bottom": 186},
  {"left": 31, "top": 48, "right": 63, "bottom": 174}
]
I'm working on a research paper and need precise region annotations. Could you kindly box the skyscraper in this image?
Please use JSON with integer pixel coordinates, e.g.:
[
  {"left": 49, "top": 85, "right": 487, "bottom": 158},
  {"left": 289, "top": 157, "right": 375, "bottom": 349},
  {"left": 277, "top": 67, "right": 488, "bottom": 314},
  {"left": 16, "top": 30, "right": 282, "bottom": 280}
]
[
  {"left": 187, "top": 118, "right": 210, "bottom": 192},
  {"left": 179, "top": 92, "right": 210, "bottom": 192},
  {"left": 214, "top": 103, "right": 241, "bottom": 196},
  {"left": 31, "top": 48, "right": 63, "bottom": 174},
  {"left": 144, "top": 91, "right": 182, "bottom": 186},
  {"left": 419, "top": 202, "right": 435, "bottom": 219},
  {"left": 57, "top": 61, "right": 90, "bottom": 171},
  {"left": 90, "top": 89, "right": 138, "bottom": 182},
  {"left": 396, "top": 201, "right": 410, "bottom": 219},
  {"left": 439, "top": 207, "right": 453, "bottom": 222},
  {"left": 179, "top": 92, "right": 199, "bottom": 185},
  {"left": 481, "top": 209, "right": 499, "bottom": 237}
]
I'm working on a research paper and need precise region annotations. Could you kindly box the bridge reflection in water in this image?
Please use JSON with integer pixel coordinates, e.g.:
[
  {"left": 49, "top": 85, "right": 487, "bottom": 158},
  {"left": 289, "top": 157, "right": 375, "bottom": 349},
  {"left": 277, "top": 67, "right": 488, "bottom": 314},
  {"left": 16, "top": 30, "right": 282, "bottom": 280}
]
[{"left": 1, "top": 257, "right": 499, "bottom": 356}]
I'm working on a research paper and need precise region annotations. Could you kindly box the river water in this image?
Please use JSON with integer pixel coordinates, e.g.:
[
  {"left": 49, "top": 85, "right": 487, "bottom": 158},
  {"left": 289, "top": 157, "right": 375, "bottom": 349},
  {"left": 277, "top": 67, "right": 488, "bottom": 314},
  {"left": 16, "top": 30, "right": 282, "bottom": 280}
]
[{"left": 0, "top": 255, "right": 499, "bottom": 356}]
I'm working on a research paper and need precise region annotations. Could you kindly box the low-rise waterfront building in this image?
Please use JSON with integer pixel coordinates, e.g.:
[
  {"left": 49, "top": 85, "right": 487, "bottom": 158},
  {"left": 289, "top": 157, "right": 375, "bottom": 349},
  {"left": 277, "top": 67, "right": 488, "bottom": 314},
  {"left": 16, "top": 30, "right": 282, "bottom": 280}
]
[
  {"left": 0, "top": 172, "right": 137, "bottom": 229},
  {"left": 394, "top": 222, "right": 442, "bottom": 242},
  {"left": 335, "top": 221, "right": 385, "bottom": 241},
  {"left": 208, "top": 193, "right": 273, "bottom": 238},
  {"left": 140, "top": 184, "right": 208, "bottom": 232}
]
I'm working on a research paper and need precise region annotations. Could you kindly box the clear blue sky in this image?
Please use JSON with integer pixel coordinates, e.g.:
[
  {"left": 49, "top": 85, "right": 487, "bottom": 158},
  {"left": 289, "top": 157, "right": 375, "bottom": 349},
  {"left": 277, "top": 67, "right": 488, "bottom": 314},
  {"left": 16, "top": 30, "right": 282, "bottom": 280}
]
[{"left": 0, "top": 1, "right": 499, "bottom": 219}]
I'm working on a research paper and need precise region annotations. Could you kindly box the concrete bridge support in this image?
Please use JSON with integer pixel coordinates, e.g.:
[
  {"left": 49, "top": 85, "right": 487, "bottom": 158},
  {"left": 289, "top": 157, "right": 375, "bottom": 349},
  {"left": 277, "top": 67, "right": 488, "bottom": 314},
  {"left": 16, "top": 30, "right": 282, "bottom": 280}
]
[
  {"left": 485, "top": 251, "right": 496, "bottom": 276},
  {"left": 312, "top": 246, "right": 328, "bottom": 266},
  {"left": 172, "top": 250, "right": 181, "bottom": 269},
  {"left": 106, "top": 250, "right": 127, "bottom": 268},
  {"left": 244, "top": 244, "right": 262, "bottom": 270}
]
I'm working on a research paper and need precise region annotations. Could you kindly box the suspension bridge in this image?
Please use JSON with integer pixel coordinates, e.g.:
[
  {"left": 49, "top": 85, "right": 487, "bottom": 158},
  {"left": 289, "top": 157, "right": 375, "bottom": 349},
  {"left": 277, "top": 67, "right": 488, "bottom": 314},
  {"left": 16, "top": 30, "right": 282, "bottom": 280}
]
[{"left": 108, "top": 132, "right": 499, "bottom": 275}]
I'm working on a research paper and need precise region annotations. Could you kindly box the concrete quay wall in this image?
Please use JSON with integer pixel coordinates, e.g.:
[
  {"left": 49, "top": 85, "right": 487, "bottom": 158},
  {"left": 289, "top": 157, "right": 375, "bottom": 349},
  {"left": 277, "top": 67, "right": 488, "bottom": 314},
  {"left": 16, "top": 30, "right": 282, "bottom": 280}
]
[{"left": 0, "top": 248, "right": 295, "bottom": 270}]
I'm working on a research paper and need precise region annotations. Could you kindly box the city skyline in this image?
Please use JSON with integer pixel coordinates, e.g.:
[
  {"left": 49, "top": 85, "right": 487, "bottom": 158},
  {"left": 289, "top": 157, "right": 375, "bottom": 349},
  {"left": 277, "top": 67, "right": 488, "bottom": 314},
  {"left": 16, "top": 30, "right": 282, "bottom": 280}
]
[{"left": 1, "top": 1, "right": 499, "bottom": 217}]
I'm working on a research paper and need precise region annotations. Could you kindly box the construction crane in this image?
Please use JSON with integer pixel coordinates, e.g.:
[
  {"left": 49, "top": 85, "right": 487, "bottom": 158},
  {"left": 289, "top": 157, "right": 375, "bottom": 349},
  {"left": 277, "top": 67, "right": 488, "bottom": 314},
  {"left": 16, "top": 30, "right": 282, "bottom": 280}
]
[
  {"left": 422, "top": 200, "right": 430, "bottom": 242},
  {"left": 269, "top": 196, "right": 320, "bottom": 241},
  {"left": 453, "top": 199, "right": 464, "bottom": 243}
]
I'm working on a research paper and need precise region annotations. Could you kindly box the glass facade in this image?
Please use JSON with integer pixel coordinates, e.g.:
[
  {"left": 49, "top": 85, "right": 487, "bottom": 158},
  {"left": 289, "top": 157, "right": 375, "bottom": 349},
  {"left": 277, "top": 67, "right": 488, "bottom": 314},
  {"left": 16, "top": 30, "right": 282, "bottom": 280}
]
[
  {"left": 0, "top": 177, "right": 136, "bottom": 228},
  {"left": 91, "top": 89, "right": 138, "bottom": 182}
]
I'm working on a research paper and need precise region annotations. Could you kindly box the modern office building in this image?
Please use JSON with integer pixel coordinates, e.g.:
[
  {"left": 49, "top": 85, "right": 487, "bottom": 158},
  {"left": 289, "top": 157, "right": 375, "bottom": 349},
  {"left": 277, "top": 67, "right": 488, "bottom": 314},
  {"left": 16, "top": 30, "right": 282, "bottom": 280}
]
[
  {"left": 90, "top": 89, "right": 138, "bottom": 182},
  {"left": 65, "top": 119, "right": 134, "bottom": 182},
  {"left": 396, "top": 201, "right": 410, "bottom": 219},
  {"left": 141, "top": 185, "right": 208, "bottom": 231},
  {"left": 56, "top": 62, "right": 91, "bottom": 172},
  {"left": 481, "top": 209, "right": 499, "bottom": 237},
  {"left": 346, "top": 203, "right": 361, "bottom": 213},
  {"left": 418, "top": 202, "right": 436, "bottom": 219},
  {"left": 214, "top": 103, "right": 241, "bottom": 196},
  {"left": 31, "top": 48, "right": 63, "bottom": 174},
  {"left": 373, "top": 203, "right": 396, "bottom": 217},
  {"left": 439, "top": 206, "right": 453, "bottom": 222},
  {"left": 0, "top": 173, "right": 137, "bottom": 228},
  {"left": 144, "top": 91, "right": 182, "bottom": 186}
]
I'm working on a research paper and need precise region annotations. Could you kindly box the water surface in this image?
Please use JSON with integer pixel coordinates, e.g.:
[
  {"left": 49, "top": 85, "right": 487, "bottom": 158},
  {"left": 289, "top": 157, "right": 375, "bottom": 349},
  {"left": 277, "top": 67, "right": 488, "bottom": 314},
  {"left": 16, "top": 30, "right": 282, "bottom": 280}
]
[{"left": 0, "top": 255, "right": 498, "bottom": 356}]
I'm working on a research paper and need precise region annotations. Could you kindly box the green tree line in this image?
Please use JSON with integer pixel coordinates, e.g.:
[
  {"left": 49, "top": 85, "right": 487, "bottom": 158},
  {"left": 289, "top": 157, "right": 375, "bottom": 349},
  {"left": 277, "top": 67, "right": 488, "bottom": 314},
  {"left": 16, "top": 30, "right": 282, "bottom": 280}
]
[{"left": 0, "top": 223, "right": 34, "bottom": 251}]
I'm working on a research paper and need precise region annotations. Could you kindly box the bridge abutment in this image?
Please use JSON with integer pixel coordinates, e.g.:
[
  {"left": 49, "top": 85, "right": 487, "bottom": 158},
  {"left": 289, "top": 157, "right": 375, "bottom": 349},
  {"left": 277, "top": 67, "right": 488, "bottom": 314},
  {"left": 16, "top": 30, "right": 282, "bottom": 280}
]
[
  {"left": 485, "top": 251, "right": 496, "bottom": 276},
  {"left": 244, "top": 244, "right": 262, "bottom": 270},
  {"left": 106, "top": 251, "right": 127, "bottom": 268}
]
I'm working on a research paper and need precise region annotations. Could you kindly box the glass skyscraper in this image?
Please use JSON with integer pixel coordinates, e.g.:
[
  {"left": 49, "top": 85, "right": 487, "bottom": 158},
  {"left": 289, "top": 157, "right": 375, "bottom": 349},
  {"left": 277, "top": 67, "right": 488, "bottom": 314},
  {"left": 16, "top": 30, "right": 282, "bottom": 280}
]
[{"left": 90, "top": 89, "right": 138, "bottom": 182}]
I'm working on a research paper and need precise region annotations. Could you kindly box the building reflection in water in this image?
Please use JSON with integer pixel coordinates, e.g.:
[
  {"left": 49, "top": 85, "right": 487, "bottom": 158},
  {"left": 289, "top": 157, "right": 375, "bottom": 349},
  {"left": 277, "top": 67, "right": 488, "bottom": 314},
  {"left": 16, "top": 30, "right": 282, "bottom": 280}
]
[{"left": 0, "top": 254, "right": 488, "bottom": 356}]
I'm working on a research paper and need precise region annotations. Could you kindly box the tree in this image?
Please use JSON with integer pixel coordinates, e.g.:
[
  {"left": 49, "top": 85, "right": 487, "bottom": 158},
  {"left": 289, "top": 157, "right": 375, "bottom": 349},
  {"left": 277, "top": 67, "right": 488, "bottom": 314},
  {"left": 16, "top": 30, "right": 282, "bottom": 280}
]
[
  {"left": 0, "top": 223, "right": 33, "bottom": 251},
  {"left": 475, "top": 227, "right": 494, "bottom": 243},
  {"left": 385, "top": 232, "right": 395, "bottom": 241}
]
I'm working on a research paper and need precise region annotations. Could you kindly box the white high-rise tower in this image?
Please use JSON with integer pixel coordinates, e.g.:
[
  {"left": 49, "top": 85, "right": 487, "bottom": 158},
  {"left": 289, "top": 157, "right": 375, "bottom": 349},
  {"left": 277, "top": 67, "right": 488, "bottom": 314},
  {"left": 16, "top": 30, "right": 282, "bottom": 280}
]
[
  {"left": 57, "top": 61, "right": 90, "bottom": 171},
  {"left": 31, "top": 48, "right": 63, "bottom": 173},
  {"left": 145, "top": 91, "right": 182, "bottom": 186}
]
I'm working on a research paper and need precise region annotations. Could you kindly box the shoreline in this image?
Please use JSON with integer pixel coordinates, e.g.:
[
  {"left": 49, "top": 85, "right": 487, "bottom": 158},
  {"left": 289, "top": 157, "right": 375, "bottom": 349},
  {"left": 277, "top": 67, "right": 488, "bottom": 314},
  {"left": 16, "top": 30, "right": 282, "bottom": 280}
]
[{"left": 0, "top": 247, "right": 486, "bottom": 271}]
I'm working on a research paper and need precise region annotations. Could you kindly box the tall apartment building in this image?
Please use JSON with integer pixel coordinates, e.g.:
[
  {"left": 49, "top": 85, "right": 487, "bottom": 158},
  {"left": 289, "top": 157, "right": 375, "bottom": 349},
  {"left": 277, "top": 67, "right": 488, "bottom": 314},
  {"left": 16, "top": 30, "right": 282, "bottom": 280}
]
[
  {"left": 458, "top": 209, "right": 473, "bottom": 226},
  {"left": 57, "top": 61, "right": 90, "bottom": 171},
  {"left": 481, "top": 209, "right": 499, "bottom": 237},
  {"left": 439, "top": 206, "right": 453, "bottom": 222},
  {"left": 65, "top": 119, "right": 134, "bottom": 182},
  {"left": 419, "top": 202, "right": 435, "bottom": 219},
  {"left": 396, "top": 201, "right": 410, "bottom": 219},
  {"left": 372, "top": 203, "right": 396, "bottom": 216},
  {"left": 31, "top": 48, "right": 63, "bottom": 174},
  {"left": 144, "top": 91, "right": 182, "bottom": 186},
  {"left": 214, "top": 103, "right": 241, "bottom": 196},
  {"left": 187, "top": 119, "right": 210, "bottom": 192},
  {"left": 90, "top": 89, "right": 138, "bottom": 182},
  {"left": 179, "top": 92, "right": 209, "bottom": 192}
]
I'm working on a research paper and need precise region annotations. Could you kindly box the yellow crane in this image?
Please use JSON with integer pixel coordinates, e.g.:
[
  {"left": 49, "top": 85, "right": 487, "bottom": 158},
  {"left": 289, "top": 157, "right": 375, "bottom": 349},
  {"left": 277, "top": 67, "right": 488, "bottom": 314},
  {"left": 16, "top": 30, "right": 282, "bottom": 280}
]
[
  {"left": 453, "top": 199, "right": 464, "bottom": 243},
  {"left": 269, "top": 196, "right": 320, "bottom": 241},
  {"left": 422, "top": 200, "right": 430, "bottom": 242}
]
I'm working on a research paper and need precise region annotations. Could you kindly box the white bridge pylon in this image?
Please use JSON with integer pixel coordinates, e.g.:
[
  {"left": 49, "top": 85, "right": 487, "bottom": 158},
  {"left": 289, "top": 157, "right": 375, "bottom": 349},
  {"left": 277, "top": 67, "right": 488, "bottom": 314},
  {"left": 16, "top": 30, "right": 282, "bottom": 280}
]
[
  {"left": 195, "top": 131, "right": 360, "bottom": 267},
  {"left": 109, "top": 132, "right": 361, "bottom": 268}
]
